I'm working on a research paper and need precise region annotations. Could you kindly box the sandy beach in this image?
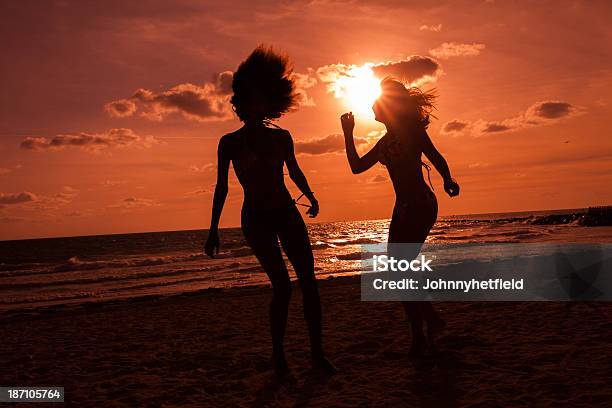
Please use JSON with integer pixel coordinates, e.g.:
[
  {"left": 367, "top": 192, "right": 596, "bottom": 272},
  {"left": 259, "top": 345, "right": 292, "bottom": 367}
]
[{"left": 2, "top": 275, "right": 611, "bottom": 407}]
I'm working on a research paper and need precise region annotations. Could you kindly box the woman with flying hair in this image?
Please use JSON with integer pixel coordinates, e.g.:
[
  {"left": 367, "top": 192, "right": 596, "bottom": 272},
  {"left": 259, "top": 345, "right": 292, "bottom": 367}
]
[
  {"left": 341, "top": 78, "right": 460, "bottom": 357},
  {"left": 205, "top": 46, "right": 335, "bottom": 376}
]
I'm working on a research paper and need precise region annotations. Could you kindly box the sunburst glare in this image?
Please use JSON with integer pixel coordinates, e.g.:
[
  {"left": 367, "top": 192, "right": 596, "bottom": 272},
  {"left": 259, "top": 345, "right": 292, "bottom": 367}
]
[{"left": 329, "top": 64, "right": 381, "bottom": 120}]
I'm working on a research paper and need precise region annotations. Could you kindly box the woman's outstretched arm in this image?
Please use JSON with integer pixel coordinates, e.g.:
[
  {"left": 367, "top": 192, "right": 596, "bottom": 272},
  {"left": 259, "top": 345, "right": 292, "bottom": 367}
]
[
  {"left": 420, "top": 130, "right": 460, "bottom": 197},
  {"left": 205, "top": 137, "right": 231, "bottom": 257},
  {"left": 341, "top": 112, "right": 380, "bottom": 174},
  {"left": 284, "top": 131, "right": 319, "bottom": 217}
]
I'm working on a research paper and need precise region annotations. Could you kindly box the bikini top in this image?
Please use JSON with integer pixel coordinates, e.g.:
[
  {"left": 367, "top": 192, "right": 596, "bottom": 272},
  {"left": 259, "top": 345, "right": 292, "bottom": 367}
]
[{"left": 379, "top": 133, "right": 435, "bottom": 191}]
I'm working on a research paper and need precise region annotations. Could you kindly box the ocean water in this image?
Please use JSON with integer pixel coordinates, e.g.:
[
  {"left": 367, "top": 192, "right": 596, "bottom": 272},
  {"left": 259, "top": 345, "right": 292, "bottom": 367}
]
[{"left": 1, "top": 209, "right": 611, "bottom": 312}]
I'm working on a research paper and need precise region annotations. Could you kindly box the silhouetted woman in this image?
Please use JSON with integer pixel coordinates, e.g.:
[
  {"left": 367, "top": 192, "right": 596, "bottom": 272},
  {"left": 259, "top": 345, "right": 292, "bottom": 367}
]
[
  {"left": 205, "top": 46, "right": 335, "bottom": 376},
  {"left": 341, "top": 78, "right": 460, "bottom": 356}
]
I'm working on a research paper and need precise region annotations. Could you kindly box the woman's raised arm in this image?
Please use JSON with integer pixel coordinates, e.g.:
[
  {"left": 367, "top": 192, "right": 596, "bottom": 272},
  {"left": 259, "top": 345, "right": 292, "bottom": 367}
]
[{"left": 341, "top": 112, "right": 380, "bottom": 174}]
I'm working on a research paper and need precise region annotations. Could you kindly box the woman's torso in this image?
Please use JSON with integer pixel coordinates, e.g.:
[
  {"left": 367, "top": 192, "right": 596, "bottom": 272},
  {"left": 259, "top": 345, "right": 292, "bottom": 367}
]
[
  {"left": 380, "top": 128, "right": 438, "bottom": 243},
  {"left": 224, "top": 125, "right": 293, "bottom": 211},
  {"left": 378, "top": 130, "right": 433, "bottom": 202}
]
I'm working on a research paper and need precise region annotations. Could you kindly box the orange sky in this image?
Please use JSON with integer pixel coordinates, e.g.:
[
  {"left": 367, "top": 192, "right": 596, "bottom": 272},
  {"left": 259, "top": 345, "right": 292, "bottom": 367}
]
[{"left": 1, "top": 0, "right": 612, "bottom": 240}]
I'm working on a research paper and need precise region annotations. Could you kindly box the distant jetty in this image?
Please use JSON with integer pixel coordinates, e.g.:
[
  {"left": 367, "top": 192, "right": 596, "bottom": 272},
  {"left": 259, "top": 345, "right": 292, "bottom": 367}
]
[
  {"left": 530, "top": 206, "right": 612, "bottom": 227},
  {"left": 583, "top": 206, "right": 612, "bottom": 226}
]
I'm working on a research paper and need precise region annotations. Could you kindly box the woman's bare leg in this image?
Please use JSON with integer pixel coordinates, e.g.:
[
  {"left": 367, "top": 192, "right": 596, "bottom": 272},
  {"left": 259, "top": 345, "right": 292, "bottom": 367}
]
[
  {"left": 279, "top": 206, "right": 336, "bottom": 373},
  {"left": 389, "top": 197, "right": 442, "bottom": 356},
  {"left": 242, "top": 213, "right": 292, "bottom": 375}
]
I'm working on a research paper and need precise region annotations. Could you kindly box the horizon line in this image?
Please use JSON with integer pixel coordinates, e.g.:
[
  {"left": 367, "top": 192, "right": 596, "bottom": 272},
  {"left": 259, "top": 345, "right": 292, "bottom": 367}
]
[{"left": 0, "top": 205, "right": 598, "bottom": 243}]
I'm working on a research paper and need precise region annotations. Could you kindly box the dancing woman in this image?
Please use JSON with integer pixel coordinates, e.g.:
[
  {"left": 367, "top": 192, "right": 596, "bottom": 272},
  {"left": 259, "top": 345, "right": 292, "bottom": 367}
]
[
  {"left": 205, "top": 46, "right": 335, "bottom": 375},
  {"left": 341, "top": 78, "right": 460, "bottom": 356}
]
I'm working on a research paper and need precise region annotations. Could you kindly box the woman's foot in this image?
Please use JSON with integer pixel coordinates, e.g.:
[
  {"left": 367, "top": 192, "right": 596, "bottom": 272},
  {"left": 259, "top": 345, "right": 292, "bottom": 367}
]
[
  {"left": 426, "top": 317, "right": 446, "bottom": 353},
  {"left": 271, "top": 354, "right": 291, "bottom": 378},
  {"left": 312, "top": 356, "right": 338, "bottom": 375}
]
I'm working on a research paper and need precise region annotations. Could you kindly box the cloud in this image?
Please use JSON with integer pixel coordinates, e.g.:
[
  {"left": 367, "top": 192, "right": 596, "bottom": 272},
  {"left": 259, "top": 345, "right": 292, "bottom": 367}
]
[
  {"left": 123, "top": 197, "right": 154, "bottom": 206},
  {"left": 371, "top": 56, "right": 441, "bottom": 85},
  {"left": 189, "top": 163, "right": 215, "bottom": 172},
  {"left": 294, "top": 133, "right": 368, "bottom": 155},
  {"left": 20, "top": 128, "right": 158, "bottom": 152},
  {"left": 214, "top": 71, "right": 234, "bottom": 95},
  {"left": 104, "top": 99, "right": 137, "bottom": 118},
  {"left": 369, "top": 174, "right": 388, "bottom": 183},
  {"left": 0, "top": 191, "right": 36, "bottom": 205},
  {"left": 316, "top": 55, "right": 441, "bottom": 98},
  {"left": 419, "top": 24, "right": 442, "bottom": 32},
  {"left": 468, "top": 162, "right": 490, "bottom": 168},
  {"left": 101, "top": 180, "right": 127, "bottom": 187},
  {"left": 429, "top": 42, "right": 486, "bottom": 59},
  {"left": 53, "top": 192, "right": 77, "bottom": 205},
  {"left": 479, "top": 122, "right": 512, "bottom": 133},
  {"left": 441, "top": 120, "right": 470, "bottom": 135},
  {"left": 25, "top": 188, "right": 78, "bottom": 211},
  {"left": 316, "top": 64, "right": 353, "bottom": 92},
  {"left": 107, "top": 69, "right": 315, "bottom": 122},
  {"left": 525, "top": 101, "right": 576, "bottom": 119},
  {"left": 441, "top": 100, "right": 583, "bottom": 137},
  {"left": 110, "top": 197, "right": 156, "bottom": 210},
  {"left": 105, "top": 71, "right": 234, "bottom": 122},
  {"left": 186, "top": 186, "right": 213, "bottom": 196},
  {"left": 291, "top": 70, "right": 317, "bottom": 106},
  {"left": 132, "top": 82, "right": 233, "bottom": 122},
  {"left": 478, "top": 101, "right": 582, "bottom": 134},
  {"left": 0, "top": 188, "right": 77, "bottom": 215}
]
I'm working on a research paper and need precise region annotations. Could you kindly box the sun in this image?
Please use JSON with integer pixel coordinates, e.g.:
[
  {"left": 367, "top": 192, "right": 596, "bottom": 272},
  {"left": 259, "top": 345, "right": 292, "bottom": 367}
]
[{"left": 330, "top": 64, "right": 381, "bottom": 120}]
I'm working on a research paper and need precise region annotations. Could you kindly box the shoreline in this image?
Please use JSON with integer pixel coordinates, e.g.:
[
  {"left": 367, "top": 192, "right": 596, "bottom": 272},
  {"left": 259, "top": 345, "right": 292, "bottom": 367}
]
[{"left": 0, "top": 275, "right": 354, "bottom": 318}]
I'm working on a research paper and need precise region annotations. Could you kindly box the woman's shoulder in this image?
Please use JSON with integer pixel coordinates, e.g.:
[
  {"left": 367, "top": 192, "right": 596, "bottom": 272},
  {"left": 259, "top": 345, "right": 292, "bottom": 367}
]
[
  {"left": 220, "top": 130, "right": 240, "bottom": 144},
  {"left": 265, "top": 126, "right": 292, "bottom": 149},
  {"left": 218, "top": 129, "right": 246, "bottom": 155},
  {"left": 266, "top": 125, "right": 291, "bottom": 137},
  {"left": 375, "top": 132, "right": 393, "bottom": 151}
]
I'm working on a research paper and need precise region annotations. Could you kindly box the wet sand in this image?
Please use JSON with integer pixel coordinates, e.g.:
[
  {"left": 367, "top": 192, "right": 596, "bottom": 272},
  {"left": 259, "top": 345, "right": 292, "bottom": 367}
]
[{"left": 1, "top": 276, "right": 611, "bottom": 407}]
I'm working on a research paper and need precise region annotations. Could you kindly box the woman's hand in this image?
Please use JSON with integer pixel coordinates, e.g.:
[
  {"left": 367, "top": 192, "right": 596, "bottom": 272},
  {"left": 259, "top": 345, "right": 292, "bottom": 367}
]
[
  {"left": 444, "top": 178, "right": 460, "bottom": 197},
  {"left": 306, "top": 199, "right": 319, "bottom": 218},
  {"left": 204, "top": 229, "right": 220, "bottom": 258},
  {"left": 341, "top": 112, "right": 355, "bottom": 135}
]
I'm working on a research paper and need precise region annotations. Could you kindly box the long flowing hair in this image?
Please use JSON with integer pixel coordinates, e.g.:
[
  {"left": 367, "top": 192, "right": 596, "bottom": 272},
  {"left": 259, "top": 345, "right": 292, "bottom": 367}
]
[
  {"left": 230, "top": 45, "right": 298, "bottom": 122},
  {"left": 379, "top": 77, "right": 437, "bottom": 129}
]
